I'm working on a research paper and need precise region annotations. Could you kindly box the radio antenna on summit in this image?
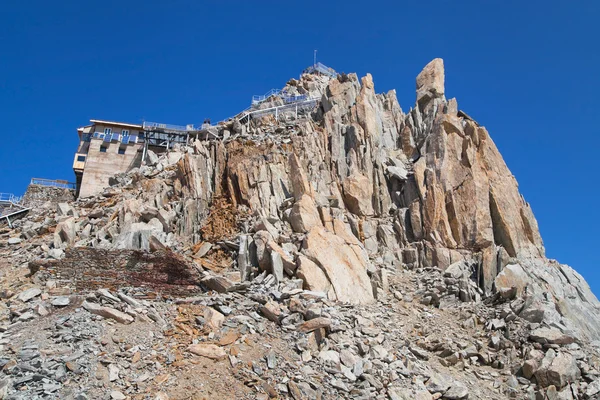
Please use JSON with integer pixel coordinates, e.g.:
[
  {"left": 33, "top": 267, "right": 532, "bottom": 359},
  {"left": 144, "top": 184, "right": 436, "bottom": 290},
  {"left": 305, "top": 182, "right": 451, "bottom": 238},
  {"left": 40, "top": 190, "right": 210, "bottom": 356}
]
[{"left": 314, "top": 50, "right": 317, "bottom": 68}]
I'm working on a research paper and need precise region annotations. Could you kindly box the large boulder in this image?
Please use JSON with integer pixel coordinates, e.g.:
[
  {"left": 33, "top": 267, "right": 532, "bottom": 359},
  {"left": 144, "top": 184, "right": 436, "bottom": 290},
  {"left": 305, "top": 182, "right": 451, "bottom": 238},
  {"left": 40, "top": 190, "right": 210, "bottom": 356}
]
[
  {"left": 535, "top": 349, "right": 581, "bottom": 389},
  {"left": 53, "top": 217, "right": 77, "bottom": 249},
  {"left": 288, "top": 195, "right": 323, "bottom": 233},
  {"left": 296, "top": 255, "right": 332, "bottom": 295},
  {"left": 495, "top": 263, "right": 530, "bottom": 296},
  {"left": 342, "top": 173, "right": 374, "bottom": 216},
  {"left": 301, "top": 226, "right": 374, "bottom": 304}
]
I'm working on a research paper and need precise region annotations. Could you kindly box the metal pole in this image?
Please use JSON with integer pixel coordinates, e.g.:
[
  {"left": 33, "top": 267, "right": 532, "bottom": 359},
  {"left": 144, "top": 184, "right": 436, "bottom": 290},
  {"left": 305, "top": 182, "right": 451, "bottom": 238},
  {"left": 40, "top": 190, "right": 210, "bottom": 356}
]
[
  {"left": 314, "top": 50, "right": 317, "bottom": 68},
  {"left": 142, "top": 141, "right": 147, "bottom": 163}
]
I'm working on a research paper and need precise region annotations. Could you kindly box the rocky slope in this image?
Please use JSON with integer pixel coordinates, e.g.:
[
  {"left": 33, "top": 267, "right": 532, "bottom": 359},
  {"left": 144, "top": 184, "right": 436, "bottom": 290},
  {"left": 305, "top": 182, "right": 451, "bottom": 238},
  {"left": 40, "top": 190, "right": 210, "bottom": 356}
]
[{"left": 1, "top": 59, "right": 599, "bottom": 400}]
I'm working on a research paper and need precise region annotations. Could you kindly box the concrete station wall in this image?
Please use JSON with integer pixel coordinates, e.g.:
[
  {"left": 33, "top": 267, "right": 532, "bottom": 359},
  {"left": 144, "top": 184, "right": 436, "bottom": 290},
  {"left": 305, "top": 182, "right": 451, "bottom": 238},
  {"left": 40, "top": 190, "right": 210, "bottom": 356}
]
[{"left": 78, "top": 138, "right": 142, "bottom": 198}]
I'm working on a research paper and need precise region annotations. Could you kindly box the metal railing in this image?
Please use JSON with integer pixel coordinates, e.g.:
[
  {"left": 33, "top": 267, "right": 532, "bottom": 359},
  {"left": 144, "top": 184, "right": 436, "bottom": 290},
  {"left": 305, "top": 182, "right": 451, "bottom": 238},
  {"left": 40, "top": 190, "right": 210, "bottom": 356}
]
[
  {"left": 303, "top": 62, "right": 337, "bottom": 78},
  {"left": 142, "top": 121, "right": 195, "bottom": 132},
  {"left": 0, "top": 193, "right": 22, "bottom": 204},
  {"left": 239, "top": 97, "right": 318, "bottom": 124},
  {"left": 252, "top": 88, "right": 281, "bottom": 104},
  {"left": 30, "top": 178, "right": 76, "bottom": 190}
]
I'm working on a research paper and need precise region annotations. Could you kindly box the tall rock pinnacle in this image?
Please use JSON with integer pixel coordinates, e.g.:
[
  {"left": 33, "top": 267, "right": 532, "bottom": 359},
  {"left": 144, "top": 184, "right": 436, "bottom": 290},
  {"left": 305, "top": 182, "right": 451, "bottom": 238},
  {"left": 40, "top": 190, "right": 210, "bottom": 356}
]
[{"left": 416, "top": 58, "right": 445, "bottom": 105}]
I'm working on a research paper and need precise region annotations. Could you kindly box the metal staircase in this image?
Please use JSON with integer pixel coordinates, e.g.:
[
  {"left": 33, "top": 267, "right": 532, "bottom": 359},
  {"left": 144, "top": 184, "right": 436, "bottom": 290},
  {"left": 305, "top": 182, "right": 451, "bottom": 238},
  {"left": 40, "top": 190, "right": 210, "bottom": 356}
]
[{"left": 0, "top": 193, "right": 30, "bottom": 228}]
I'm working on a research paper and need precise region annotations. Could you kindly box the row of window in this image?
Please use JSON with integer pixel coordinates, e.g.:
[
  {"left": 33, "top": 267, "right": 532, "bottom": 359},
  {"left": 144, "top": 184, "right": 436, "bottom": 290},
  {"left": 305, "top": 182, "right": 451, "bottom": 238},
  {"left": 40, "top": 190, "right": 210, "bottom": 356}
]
[
  {"left": 100, "top": 146, "right": 126, "bottom": 155},
  {"left": 104, "top": 128, "right": 131, "bottom": 136}
]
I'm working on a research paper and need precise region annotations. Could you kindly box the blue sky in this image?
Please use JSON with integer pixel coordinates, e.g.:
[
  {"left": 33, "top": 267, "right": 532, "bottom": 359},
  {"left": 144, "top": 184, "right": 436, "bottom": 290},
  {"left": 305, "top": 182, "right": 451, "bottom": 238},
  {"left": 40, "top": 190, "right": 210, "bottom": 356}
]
[{"left": 1, "top": 1, "right": 599, "bottom": 294}]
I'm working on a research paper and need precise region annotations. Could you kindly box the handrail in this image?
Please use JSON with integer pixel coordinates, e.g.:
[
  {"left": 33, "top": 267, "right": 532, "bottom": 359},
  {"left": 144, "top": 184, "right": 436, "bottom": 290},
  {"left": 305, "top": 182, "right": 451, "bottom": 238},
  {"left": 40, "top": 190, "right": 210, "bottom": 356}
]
[
  {"left": 252, "top": 88, "right": 281, "bottom": 104},
  {"left": 239, "top": 97, "right": 318, "bottom": 123},
  {"left": 30, "top": 178, "right": 76, "bottom": 190},
  {"left": 303, "top": 62, "right": 337, "bottom": 78},
  {"left": 142, "top": 121, "right": 195, "bottom": 132},
  {"left": 0, "top": 193, "right": 22, "bottom": 203}
]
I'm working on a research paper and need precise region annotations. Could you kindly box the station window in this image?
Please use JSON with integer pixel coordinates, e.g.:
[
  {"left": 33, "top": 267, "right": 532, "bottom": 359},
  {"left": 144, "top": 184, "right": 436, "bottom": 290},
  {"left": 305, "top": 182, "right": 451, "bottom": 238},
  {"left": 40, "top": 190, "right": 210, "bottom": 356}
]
[
  {"left": 118, "top": 148, "right": 126, "bottom": 155},
  {"left": 77, "top": 155, "right": 86, "bottom": 162},
  {"left": 122, "top": 129, "right": 129, "bottom": 136},
  {"left": 100, "top": 146, "right": 107, "bottom": 153},
  {"left": 104, "top": 128, "right": 112, "bottom": 135}
]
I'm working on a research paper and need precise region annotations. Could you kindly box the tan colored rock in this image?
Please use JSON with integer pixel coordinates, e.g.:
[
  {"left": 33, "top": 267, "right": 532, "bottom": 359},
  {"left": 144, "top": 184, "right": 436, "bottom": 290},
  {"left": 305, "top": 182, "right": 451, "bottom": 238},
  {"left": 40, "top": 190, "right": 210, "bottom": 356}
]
[
  {"left": 298, "top": 317, "right": 331, "bottom": 333},
  {"left": 254, "top": 230, "right": 296, "bottom": 274},
  {"left": 260, "top": 301, "right": 281, "bottom": 323},
  {"left": 203, "top": 307, "right": 225, "bottom": 331},
  {"left": 530, "top": 327, "right": 575, "bottom": 345},
  {"left": 188, "top": 343, "right": 227, "bottom": 360},
  {"left": 289, "top": 195, "right": 323, "bottom": 233},
  {"left": 546, "top": 352, "right": 581, "bottom": 389},
  {"left": 301, "top": 226, "right": 374, "bottom": 304},
  {"left": 342, "top": 173, "right": 374, "bottom": 216},
  {"left": 296, "top": 255, "right": 331, "bottom": 293},
  {"left": 289, "top": 153, "right": 312, "bottom": 200},
  {"left": 416, "top": 58, "right": 445, "bottom": 105},
  {"left": 495, "top": 263, "right": 530, "bottom": 296},
  {"left": 82, "top": 301, "right": 134, "bottom": 324}
]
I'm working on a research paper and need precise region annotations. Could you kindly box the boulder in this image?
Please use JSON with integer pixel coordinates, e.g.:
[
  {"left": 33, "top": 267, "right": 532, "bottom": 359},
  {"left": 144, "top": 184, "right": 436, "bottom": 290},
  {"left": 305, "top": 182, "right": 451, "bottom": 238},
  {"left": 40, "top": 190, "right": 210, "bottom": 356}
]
[
  {"left": 53, "top": 217, "right": 77, "bottom": 248},
  {"left": 342, "top": 173, "right": 374, "bottom": 216},
  {"left": 146, "top": 150, "right": 159, "bottom": 166},
  {"left": 288, "top": 195, "right": 323, "bottom": 233},
  {"left": 82, "top": 301, "right": 134, "bottom": 324},
  {"left": 296, "top": 255, "right": 331, "bottom": 294},
  {"left": 56, "top": 202, "right": 77, "bottom": 217},
  {"left": 530, "top": 327, "right": 575, "bottom": 345},
  {"left": 18, "top": 287, "right": 42, "bottom": 302},
  {"left": 535, "top": 349, "right": 581, "bottom": 389},
  {"left": 188, "top": 344, "right": 226, "bottom": 360},
  {"left": 546, "top": 352, "right": 581, "bottom": 389},
  {"left": 301, "top": 227, "right": 374, "bottom": 304},
  {"left": 298, "top": 317, "right": 331, "bottom": 333},
  {"left": 495, "top": 263, "right": 530, "bottom": 296}
]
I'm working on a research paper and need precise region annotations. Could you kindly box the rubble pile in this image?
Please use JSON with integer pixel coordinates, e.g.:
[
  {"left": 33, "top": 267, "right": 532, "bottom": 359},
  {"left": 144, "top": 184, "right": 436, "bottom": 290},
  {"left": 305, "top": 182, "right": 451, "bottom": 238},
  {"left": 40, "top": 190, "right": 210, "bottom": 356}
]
[{"left": 1, "top": 59, "right": 599, "bottom": 399}]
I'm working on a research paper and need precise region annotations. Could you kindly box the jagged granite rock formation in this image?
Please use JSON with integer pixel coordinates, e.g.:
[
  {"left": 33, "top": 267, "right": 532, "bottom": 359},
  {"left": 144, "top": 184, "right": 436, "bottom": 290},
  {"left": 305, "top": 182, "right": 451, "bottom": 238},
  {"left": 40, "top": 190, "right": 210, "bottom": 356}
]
[
  {"left": 168, "top": 59, "right": 596, "bottom": 339},
  {"left": 37, "top": 58, "right": 597, "bottom": 341},
  {"left": 4, "top": 58, "right": 600, "bottom": 399}
]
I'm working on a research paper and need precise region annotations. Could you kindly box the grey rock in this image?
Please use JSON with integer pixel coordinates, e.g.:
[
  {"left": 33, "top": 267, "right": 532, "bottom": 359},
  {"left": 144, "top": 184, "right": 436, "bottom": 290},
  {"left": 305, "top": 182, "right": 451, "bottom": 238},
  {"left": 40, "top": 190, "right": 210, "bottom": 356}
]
[
  {"left": 110, "top": 390, "right": 126, "bottom": 400},
  {"left": 47, "top": 248, "right": 64, "bottom": 259},
  {"left": 586, "top": 379, "right": 600, "bottom": 398},
  {"left": 51, "top": 296, "right": 70, "bottom": 307},
  {"left": 18, "top": 288, "right": 42, "bottom": 302},
  {"left": 443, "top": 381, "right": 469, "bottom": 399},
  {"left": 426, "top": 372, "right": 452, "bottom": 393},
  {"left": 146, "top": 150, "right": 159, "bottom": 166},
  {"left": 330, "top": 378, "right": 349, "bottom": 392},
  {"left": 530, "top": 327, "right": 575, "bottom": 345},
  {"left": 546, "top": 352, "right": 581, "bottom": 389}
]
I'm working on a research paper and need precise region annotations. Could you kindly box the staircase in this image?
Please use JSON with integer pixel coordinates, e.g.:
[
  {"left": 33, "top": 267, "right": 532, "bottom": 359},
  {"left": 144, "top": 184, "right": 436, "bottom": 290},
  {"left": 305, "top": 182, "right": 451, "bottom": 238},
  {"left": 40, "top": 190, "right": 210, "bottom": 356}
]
[{"left": 0, "top": 193, "right": 30, "bottom": 227}]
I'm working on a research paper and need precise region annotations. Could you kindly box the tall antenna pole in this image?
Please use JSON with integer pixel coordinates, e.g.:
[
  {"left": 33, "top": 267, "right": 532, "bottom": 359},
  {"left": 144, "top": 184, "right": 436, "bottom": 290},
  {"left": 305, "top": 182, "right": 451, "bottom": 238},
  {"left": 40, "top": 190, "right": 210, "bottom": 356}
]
[{"left": 314, "top": 50, "right": 317, "bottom": 68}]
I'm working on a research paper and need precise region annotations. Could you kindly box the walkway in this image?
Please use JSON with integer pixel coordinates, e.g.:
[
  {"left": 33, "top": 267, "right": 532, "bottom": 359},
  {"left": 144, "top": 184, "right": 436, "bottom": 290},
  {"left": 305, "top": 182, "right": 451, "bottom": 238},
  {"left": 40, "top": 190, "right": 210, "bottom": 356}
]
[{"left": 0, "top": 193, "right": 30, "bottom": 228}]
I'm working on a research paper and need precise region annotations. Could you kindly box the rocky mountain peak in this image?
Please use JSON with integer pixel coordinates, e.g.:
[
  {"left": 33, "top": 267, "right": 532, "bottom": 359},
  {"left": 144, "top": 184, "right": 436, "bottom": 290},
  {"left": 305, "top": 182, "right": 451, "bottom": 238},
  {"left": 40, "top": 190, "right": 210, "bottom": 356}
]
[{"left": 1, "top": 59, "right": 599, "bottom": 399}]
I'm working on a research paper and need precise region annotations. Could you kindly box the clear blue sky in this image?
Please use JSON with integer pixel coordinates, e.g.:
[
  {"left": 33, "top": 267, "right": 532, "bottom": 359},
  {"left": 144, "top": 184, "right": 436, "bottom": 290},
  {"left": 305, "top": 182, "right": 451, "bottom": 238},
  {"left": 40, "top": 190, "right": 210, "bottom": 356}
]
[{"left": 1, "top": 1, "right": 599, "bottom": 294}]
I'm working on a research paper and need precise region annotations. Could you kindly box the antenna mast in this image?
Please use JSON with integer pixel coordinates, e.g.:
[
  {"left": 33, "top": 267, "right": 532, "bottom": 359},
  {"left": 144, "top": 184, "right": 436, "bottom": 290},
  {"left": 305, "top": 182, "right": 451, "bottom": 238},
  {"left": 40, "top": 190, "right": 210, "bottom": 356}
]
[{"left": 314, "top": 50, "right": 317, "bottom": 68}]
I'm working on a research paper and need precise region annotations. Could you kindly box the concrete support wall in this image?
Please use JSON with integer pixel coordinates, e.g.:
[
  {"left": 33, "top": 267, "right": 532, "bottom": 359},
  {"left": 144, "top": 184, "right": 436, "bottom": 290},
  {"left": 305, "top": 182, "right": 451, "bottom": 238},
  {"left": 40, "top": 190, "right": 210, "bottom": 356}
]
[{"left": 78, "top": 138, "right": 142, "bottom": 198}]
